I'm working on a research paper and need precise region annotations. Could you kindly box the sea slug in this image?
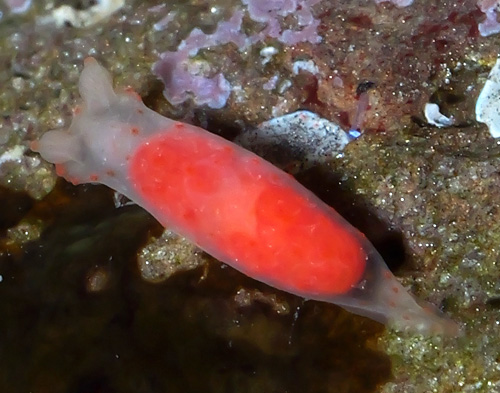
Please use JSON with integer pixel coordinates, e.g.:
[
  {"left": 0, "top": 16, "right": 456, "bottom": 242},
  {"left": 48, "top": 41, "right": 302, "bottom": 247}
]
[{"left": 31, "top": 58, "right": 460, "bottom": 335}]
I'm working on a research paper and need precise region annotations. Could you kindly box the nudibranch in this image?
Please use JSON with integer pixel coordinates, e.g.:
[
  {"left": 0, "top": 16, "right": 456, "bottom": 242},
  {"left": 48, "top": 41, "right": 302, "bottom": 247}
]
[{"left": 32, "top": 58, "right": 460, "bottom": 335}]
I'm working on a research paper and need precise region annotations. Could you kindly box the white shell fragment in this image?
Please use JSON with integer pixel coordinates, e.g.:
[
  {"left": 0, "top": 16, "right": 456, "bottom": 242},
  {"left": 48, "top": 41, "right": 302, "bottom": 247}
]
[
  {"left": 234, "top": 110, "right": 350, "bottom": 173},
  {"left": 476, "top": 57, "right": 500, "bottom": 138},
  {"left": 424, "top": 103, "right": 454, "bottom": 128},
  {"left": 38, "top": 0, "right": 124, "bottom": 28}
]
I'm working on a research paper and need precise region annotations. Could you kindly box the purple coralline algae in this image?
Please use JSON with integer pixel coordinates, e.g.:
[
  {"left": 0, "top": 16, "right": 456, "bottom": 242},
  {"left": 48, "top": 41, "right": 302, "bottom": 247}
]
[
  {"left": 478, "top": 0, "right": 500, "bottom": 36},
  {"left": 152, "top": 0, "right": 322, "bottom": 109},
  {"left": 242, "top": 0, "right": 322, "bottom": 45},
  {"left": 152, "top": 11, "right": 245, "bottom": 109}
]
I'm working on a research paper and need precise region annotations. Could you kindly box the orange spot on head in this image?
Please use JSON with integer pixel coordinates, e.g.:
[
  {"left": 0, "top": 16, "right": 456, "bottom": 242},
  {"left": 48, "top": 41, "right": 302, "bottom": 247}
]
[
  {"left": 389, "top": 300, "right": 396, "bottom": 307},
  {"left": 73, "top": 105, "right": 82, "bottom": 115},
  {"left": 68, "top": 176, "right": 80, "bottom": 185},
  {"left": 84, "top": 57, "right": 97, "bottom": 66},
  {"left": 131, "top": 127, "right": 140, "bottom": 135},
  {"left": 124, "top": 87, "right": 142, "bottom": 101},
  {"left": 55, "top": 164, "right": 67, "bottom": 176},
  {"left": 106, "top": 170, "right": 116, "bottom": 177},
  {"left": 384, "top": 271, "right": 392, "bottom": 279},
  {"left": 89, "top": 174, "right": 99, "bottom": 182},
  {"left": 30, "top": 140, "right": 40, "bottom": 151},
  {"left": 137, "top": 109, "right": 144, "bottom": 114},
  {"left": 174, "top": 123, "right": 185, "bottom": 129},
  {"left": 403, "top": 314, "right": 411, "bottom": 321},
  {"left": 391, "top": 286, "right": 399, "bottom": 294}
]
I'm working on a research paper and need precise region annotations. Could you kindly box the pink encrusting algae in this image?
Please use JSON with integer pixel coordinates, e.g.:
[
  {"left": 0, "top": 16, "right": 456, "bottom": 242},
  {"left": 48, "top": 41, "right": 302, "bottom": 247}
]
[
  {"left": 31, "top": 58, "right": 461, "bottom": 335},
  {"left": 477, "top": 0, "right": 500, "bottom": 36},
  {"left": 152, "top": 0, "right": 322, "bottom": 109}
]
